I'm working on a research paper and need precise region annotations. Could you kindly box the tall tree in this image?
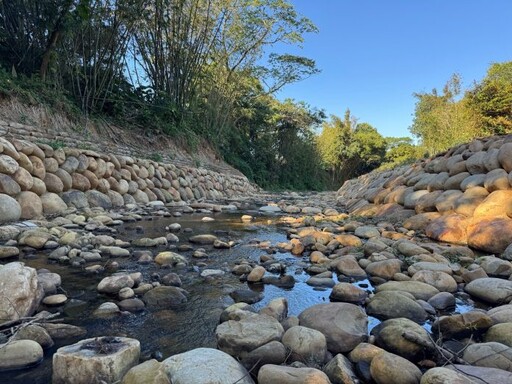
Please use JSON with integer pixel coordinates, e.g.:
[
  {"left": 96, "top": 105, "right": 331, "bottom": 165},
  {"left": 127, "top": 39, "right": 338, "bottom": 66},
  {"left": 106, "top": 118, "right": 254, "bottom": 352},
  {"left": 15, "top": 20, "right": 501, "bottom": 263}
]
[
  {"left": 410, "top": 74, "right": 481, "bottom": 155},
  {"left": 466, "top": 61, "right": 512, "bottom": 135}
]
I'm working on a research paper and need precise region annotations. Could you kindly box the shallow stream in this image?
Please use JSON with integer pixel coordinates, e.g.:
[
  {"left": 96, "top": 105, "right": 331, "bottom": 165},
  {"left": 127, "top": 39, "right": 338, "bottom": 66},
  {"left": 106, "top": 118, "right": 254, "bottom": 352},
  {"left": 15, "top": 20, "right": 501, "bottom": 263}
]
[{"left": 0, "top": 209, "right": 477, "bottom": 383}]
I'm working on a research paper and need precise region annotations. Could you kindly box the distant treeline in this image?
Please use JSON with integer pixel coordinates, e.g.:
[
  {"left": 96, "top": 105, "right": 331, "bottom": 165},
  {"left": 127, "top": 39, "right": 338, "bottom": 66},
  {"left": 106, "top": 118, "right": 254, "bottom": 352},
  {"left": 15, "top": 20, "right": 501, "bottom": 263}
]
[{"left": 1, "top": 1, "right": 510, "bottom": 189}]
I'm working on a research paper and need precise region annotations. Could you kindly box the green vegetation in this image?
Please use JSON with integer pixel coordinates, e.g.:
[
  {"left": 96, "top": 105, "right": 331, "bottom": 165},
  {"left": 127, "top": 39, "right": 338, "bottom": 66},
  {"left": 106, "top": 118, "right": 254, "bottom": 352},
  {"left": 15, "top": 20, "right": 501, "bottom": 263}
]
[
  {"left": 2, "top": 1, "right": 512, "bottom": 190},
  {"left": 410, "top": 64, "right": 512, "bottom": 156}
]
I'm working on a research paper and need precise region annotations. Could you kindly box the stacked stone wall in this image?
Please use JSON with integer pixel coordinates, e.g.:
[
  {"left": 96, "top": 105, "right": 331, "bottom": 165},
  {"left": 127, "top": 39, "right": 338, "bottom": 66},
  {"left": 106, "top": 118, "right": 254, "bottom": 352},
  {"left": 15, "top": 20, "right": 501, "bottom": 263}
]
[
  {"left": 336, "top": 135, "right": 512, "bottom": 254},
  {"left": 0, "top": 136, "right": 257, "bottom": 223}
]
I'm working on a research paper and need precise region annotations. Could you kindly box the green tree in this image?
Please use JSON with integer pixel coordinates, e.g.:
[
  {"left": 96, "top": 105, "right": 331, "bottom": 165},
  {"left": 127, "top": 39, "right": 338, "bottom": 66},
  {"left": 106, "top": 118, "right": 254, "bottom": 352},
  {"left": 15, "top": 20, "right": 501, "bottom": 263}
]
[
  {"left": 410, "top": 74, "right": 481, "bottom": 155},
  {"left": 466, "top": 61, "right": 512, "bottom": 135},
  {"left": 317, "top": 110, "right": 386, "bottom": 186}
]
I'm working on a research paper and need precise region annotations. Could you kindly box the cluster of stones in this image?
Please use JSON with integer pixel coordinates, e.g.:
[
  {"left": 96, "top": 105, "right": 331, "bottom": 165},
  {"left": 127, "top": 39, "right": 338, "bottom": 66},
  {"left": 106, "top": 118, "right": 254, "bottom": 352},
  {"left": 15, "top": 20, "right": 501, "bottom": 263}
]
[
  {"left": 3, "top": 184, "right": 512, "bottom": 382},
  {"left": 221, "top": 207, "right": 512, "bottom": 383},
  {"left": 337, "top": 134, "right": 512, "bottom": 254},
  {"left": 0, "top": 136, "right": 256, "bottom": 224},
  {"left": 0, "top": 199, "right": 240, "bottom": 375}
]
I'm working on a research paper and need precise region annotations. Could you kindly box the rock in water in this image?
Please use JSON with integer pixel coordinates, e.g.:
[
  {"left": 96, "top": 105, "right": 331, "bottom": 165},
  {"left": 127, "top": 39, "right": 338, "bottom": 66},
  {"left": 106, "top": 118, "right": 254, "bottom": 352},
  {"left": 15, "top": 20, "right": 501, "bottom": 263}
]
[
  {"left": 0, "top": 340, "right": 43, "bottom": 371},
  {"left": 162, "top": 347, "right": 254, "bottom": 384},
  {"left": 52, "top": 337, "right": 140, "bottom": 384},
  {"left": 0, "top": 262, "right": 43, "bottom": 322},
  {"left": 298, "top": 303, "right": 368, "bottom": 353}
]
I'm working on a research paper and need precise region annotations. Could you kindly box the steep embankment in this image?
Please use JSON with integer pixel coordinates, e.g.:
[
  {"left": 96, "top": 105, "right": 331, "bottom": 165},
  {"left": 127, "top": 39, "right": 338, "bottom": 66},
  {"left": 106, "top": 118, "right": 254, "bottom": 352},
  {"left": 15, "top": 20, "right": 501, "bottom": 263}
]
[{"left": 337, "top": 135, "right": 512, "bottom": 254}]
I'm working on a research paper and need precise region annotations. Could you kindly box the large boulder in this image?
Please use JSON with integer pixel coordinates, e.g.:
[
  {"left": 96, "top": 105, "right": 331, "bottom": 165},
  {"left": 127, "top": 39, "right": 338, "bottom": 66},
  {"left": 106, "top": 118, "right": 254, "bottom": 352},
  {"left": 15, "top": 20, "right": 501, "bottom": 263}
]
[
  {"left": 53, "top": 337, "right": 140, "bottom": 384},
  {"left": 62, "top": 190, "right": 90, "bottom": 209},
  {"left": 375, "top": 280, "right": 439, "bottom": 301},
  {"left": 463, "top": 342, "right": 512, "bottom": 371},
  {"left": 257, "top": 365, "right": 330, "bottom": 384},
  {"left": 465, "top": 278, "right": 512, "bottom": 304},
  {"left": 370, "top": 351, "right": 422, "bottom": 384},
  {"left": 41, "top": 192, "right": 68, "bottom": 214},
  {"left": 17, "top": 191, "right": 43, "bottom": 219},
  {"left": 372, "top": 318, "right": 433, "bottom": 361},
  {"left": 425, "top": 214, "right": 469, "bottom": 245},
  {"left": 467, "top": 218, "right": 512, "bottom": 254},
  {"left": 281, "top": 325, "right": 327, "bottom": 365},
  {"left": 0, "top": 262, "right": 43, "bottom": 322},
  {"left": 121, "top": 359, "right": 170, "bottom": 384},
  {"left": 367, "top": 291, "right": 427, "bottom": 323},
  {"left": 298, "top": 303, "right": 367, "bottom": 353},
  {"left": 86, "top": 190, "right": 112, "bottom": 209},
  {"left": 162, "top": 348, "right": 254, "bottom": 384},
  {"left": 216, "top": 314, "right": 284, "bottom": 357},
  {"left": 0, "top": 340, "right": 43, "bottom": 371},
  {"left": 0, "top": 193, "right": 21, "bottom": 223}
]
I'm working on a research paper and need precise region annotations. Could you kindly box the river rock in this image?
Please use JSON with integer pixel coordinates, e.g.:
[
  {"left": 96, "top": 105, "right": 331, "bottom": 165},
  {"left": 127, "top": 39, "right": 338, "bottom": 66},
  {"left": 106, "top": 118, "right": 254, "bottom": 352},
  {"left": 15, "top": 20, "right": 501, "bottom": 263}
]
[
  {"left": 467, "top": 218, "right": 512, "bottom": 254},
  {"left": 367, "top": 291, "right": 427, "bottom": 323},
  {"left": 376, "top": 280, "right": 440, "bottom": 301},
  {"left": 370, "top": 351, "right": 422, "bottom": 384},
  {"left": 53, "top": 337, "right": 140, "bottom": 384},
  {"left": 41, "top": 192, "right": 68, "bottom": 214},
  {"left": 247, "top": 266, "right": 266, "bottom": 282},
  {"left": 258, "top": 365, "right": 330, "bottom": 384},
  {"left": 463, "top": 341, "right": 512, "bottom": 371},
  {"left": 411, "top": 270, "right": 457, "bottom": 292},
  {"left": 0, "top": 245, "right": 19, "bottom": 259},
  {"left": 282, "top": 325, "right": 327, "bottom": 365},
  {"left": 163, "top": 347, "right": 253, "bottom": 384},
  {"left": 240, "top": 341, "right": 287, "bottom": 371},
  {"left": 121, "top": 359, "right": 170, "bottom": 384},
  {"left": 420, "top": 367, "right": 475, "bottom": 384},
  {"left": 366, "top": 259, "right": 402, "bottom": 279},
  {"left": 189, "top": 234, "right": 218, "bottom": 244},
  {"left": 86, "top": 190, "right": 112, "bottom": 209},
  {"left": 0, "top": 262, "right": 43, "bottom": 322},
  {"left": 40, "top": 323, "right": 87, "bottom": 340},
  {"left": 230, "top": 289, "right": 264, "bottom": 304},
  {"left": 330, "top": 282, "right": 368, "bottom": 303},
  {"left": 465, "top": 277, "right": 512, "bottom": 304},
  {"left": 372, "top": 318, "right": 433, "bottom": 361},
  {"left": 17, "top": 191, "right": 43, "bottom": 219},
  {"left": 0, "top": 173, "right": 21, "bottom": 197},
  {"left": 446, "top": 364, "right": 512, "bottom": 383},
  {"left": 93, "top": 302, "right": 120, "bottom": 317},
  {"left": 479, "top": 256, "right": 512, "bottom": 277},
  {"left": 12, "top": 324, "right": 54, "bottom": 349},
  {"left": 259, "top": 297, "right": 288, "bottom": 321},
  {"left": 143, "top": 286, "right": 187, "bottom": 308},
  {"left": 432, "top": 310, "right": 494, "bottom": 340},
  {"left": 0, "top": 193, "right": 21, "bottom": 223},
  {"left": 155, "top": 251, "right": 187, "bottom": 266},
  {"left": 298, "top": 303, "right": 368, "bottom": 353},
  {"left": 62, "top": 190, "right": 89, "bottom": 209},
  {"left": 427, "top": 292, "right": 456, "bottom": 310},
  {"left": 0, "top": 340, "right": 43, "bottom": 371},
  {"left": 336, "top": 256, "right": 367, "bottom": 278},
  {"left": 484, "top": 323, "right": 512, "bottom": 347},
  {"left": 97, "top": 274, "right": 134, "bottom": 294},
  {"left": 323, "top": 353, "right": 358, "bottom": 384},
  {"left": 215, "top": 314, "right": 284, "bottom": 357},
  {"left": 43, "top": 294, "right": 68, "bottom": 306}
]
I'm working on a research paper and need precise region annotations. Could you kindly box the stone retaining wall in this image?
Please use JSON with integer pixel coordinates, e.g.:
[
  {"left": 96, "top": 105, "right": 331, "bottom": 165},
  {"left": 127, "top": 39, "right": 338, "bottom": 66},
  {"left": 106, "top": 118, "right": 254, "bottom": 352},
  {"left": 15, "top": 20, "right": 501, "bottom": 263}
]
[
  {"left": 0, "top": 136, "right": 257, "bottom": 223},
  {"left": 337, "top": 134, "right": 512, "bottom": 254}
]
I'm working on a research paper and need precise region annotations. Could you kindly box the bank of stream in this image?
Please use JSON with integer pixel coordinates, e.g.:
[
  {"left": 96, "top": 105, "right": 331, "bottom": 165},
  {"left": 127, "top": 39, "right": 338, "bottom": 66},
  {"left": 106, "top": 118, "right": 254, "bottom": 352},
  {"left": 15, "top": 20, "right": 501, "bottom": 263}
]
[{"left": 0, "top": 201, "right": 496, "bottom": 384}]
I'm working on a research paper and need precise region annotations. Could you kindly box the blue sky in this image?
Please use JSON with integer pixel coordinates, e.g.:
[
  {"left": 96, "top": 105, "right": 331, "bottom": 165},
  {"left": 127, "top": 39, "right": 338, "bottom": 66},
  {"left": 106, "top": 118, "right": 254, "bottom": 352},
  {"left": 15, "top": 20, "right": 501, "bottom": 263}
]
[{"left": 274, "top": 0, "right": 512, "bottom": 139}]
